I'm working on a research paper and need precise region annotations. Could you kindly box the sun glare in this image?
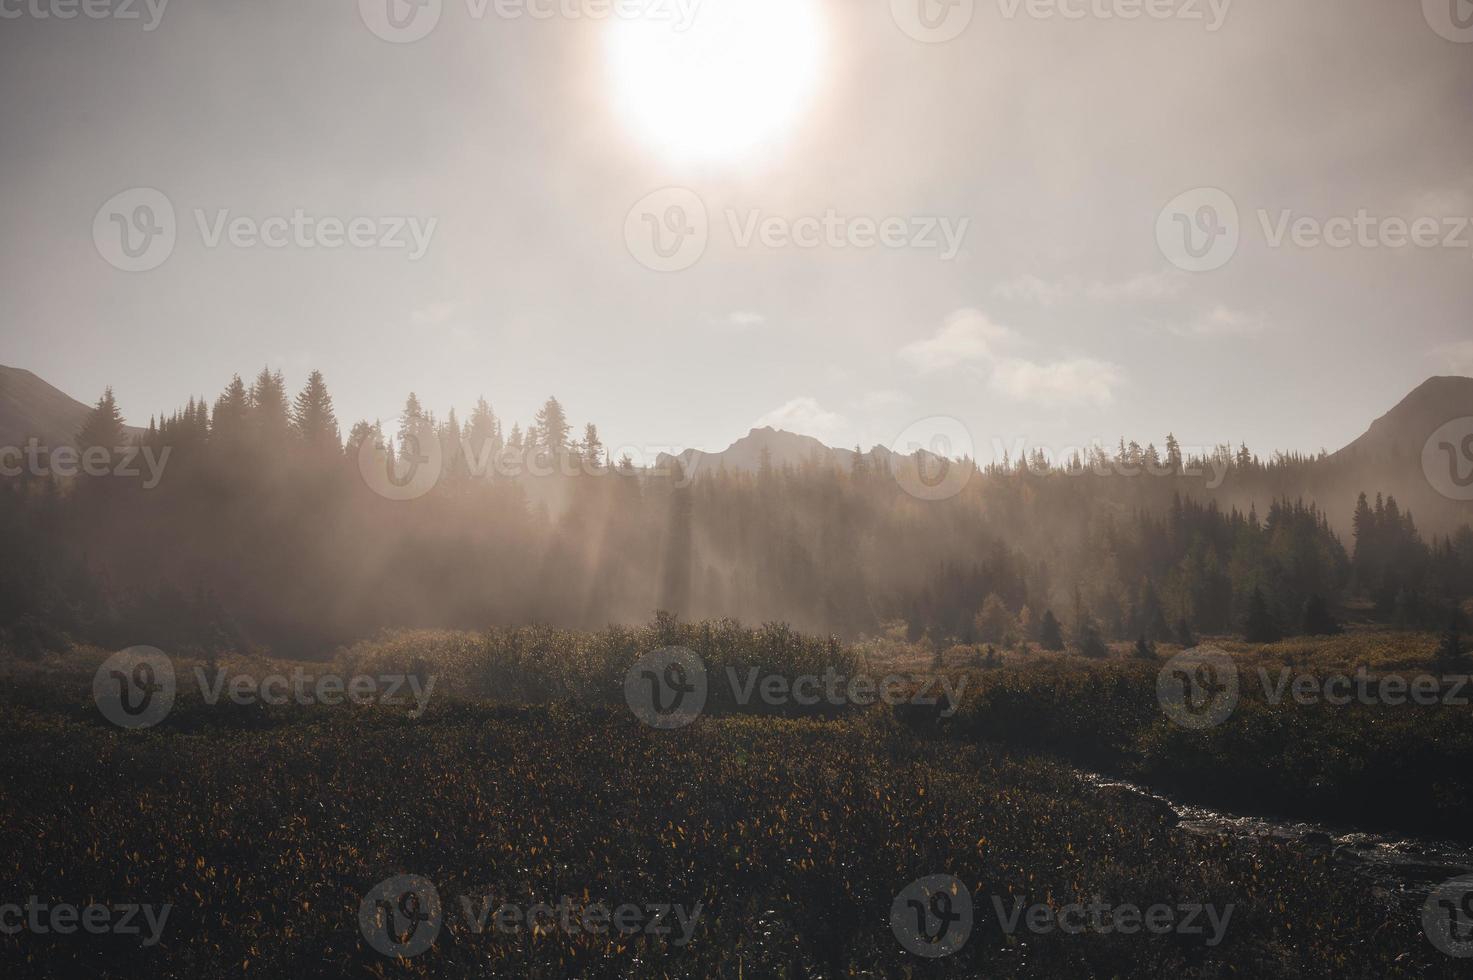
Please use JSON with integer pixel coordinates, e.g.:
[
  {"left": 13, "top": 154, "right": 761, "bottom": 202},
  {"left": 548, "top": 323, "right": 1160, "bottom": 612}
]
[{"left": 604, "top": 0, "right": 826, "bottom": 166}]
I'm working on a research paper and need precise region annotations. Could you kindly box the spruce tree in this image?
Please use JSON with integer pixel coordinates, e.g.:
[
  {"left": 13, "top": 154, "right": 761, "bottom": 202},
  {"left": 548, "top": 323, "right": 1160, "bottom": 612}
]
[
  {"left": 291, "top": 370, "right": 340, "bottom": 452},
  {"left": 1300, "top": 594, "right": 1341, "bottom": 636},
  {"left": 76, "top": 387, "right": 125, "bottom": 451},
  {"left": 1242, "top": 586, "right": 1281, "bottom": 643},
  {"left": 1435, "top": 616, "right": 1470, "bottom": 675},
  {"left": 1038, "top": 610, "right": 1064, "bottom": 651}
]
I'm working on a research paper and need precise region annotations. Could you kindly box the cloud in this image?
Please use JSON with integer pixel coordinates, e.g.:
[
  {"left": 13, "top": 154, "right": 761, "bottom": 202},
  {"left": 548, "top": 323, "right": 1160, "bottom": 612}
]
[
  {"left": 1431, "top": 339, "right": 1473, "bottom": 375},
  {"left": 855, "top": 388, "right": 909, "bottom": 411},
  {"left": 899, "top": 309, "right": 1017, "bottom": 373},
  {"left": 722, "top": 311, "right": 768, "bottom": 328},
  {"left": 754, "top": 397, "right": 849, "bottom": 443},
  {"left": 1408, "top": 183, "right": 1473, "bottom": 219},
  {"left": 901, "top": 307, "right": 1124, "bottom": 407},
  {"left": 410, "top": 302, "right": 457, "bottom": 328},
  {"left": 991, "top": 270, "right": 1185, "bottom": 307},
  {"left": 990, "top": 357, "right": 1123, "bottom": 408},
  {"left": 1175, "top": 305, "right": 1269, "bottom": 337}
]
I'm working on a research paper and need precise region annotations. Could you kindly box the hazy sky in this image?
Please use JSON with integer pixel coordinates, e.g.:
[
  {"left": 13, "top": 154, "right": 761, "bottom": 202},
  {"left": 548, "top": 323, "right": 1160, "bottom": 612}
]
[{"left": 2, "top": 0, "right": 1471, "bottom": 464}]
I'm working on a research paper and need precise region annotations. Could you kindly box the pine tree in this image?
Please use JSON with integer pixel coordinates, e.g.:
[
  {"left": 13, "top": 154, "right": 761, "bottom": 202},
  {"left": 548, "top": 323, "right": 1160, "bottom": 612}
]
[
  {"left": 1434, "top": 616, "right": 1470, "bottom": 675},
  {"left": 1038, "top": 610, "right": 1065, "bottom": 651},
  {"left": 1174, "top": 616, "right": 1197, "bottom": 648},
  {"left": 211, "top": 375, "right": 249, "bottom": 446},
  {"left": 76, "top": 387, "right": 125, "bottom": 451},
  {"left": 1242, "top": 586, "right": 1281, "bottom": 643},
  {"left": 1073, "top": 615, "right": 1109, "bottom": 659},
  {"left": 1300, "top": 594, "right": 1341, "bottom": 636},
  {"left": 973, "top": 593, "right": 1016, "bottom": 644},
  {"left": 398, "top": 393, "right": 426, "bottom": 462},
  {"left": 1134, "top": 633, "right": 1157, "bottom": 660},
  {"left": 291, "top": 370, "right": 340, "bottom": 452},
  {"left": 581, "top": 423, "right": 604, "bottom": 470},
  {"left": 345, "top": 420, "right": 376, "bottom": 457},
  {"left": 534, "top": 397, "right": 570, "bottom": 455}
]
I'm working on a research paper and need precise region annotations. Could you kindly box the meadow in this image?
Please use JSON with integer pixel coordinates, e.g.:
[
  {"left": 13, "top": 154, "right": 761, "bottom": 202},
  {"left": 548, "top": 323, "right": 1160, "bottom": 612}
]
[{"left": 1, "top": 621, "right": 1470, "bottom": 977}]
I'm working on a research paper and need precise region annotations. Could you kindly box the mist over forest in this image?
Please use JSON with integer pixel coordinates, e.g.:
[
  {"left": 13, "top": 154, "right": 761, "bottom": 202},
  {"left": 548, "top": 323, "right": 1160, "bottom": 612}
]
[{"left": 5, "top": 368, "right": 1471, "bottom": 660}]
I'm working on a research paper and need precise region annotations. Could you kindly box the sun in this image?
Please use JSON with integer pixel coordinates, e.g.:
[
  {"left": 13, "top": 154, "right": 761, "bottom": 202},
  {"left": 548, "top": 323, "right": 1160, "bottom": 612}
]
[{"left": 603, "top": 0, "right": 827, "bottom": 166}]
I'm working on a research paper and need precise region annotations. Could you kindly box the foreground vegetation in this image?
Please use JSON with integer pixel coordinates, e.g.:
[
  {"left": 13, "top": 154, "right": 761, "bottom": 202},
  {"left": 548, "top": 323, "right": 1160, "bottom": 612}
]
[
  {"left": 0, "top": 683, "right": 1456, "bottom": 977},
  {"left": 341, "top": 620, "right": 1473, "bottom": 841},
  {"left": 3, "top": 620, "right": 1472, "bottom": 977}
]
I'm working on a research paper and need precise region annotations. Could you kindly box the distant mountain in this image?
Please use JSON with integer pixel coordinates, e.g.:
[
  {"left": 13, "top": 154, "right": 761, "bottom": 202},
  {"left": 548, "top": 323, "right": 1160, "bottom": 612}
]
[
  {"left": 1332, "top": 376, "right": 1473, "bottom": 464},
  {"left": 656, "top": 426, "right": 914, "bottom": 477},
  {"left": 1311, "top": 375, "right": 1473, "bottom": 534},
  {"left": 0, "top": 364, "right": 142, "bottom": 448}
]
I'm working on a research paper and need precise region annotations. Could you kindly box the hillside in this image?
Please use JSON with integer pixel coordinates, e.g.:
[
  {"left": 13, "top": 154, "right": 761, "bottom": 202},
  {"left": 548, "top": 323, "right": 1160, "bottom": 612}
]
[{"left": 0, "top": 364, "right": 96, "bottom": 448}]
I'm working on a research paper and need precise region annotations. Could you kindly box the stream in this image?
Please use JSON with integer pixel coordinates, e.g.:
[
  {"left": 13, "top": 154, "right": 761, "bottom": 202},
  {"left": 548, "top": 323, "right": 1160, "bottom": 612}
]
[{"left": 1075, "top": 769, "right": 1473, "bottom": 908}]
